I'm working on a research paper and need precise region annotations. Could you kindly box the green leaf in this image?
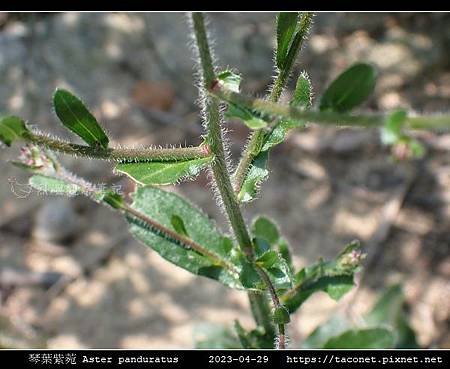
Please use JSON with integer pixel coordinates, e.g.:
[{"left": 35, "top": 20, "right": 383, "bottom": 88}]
[
  {"left": 239, "top": 260, "right": 263, "bottom": 290},
  {"left": 29, "top": 174, "right": 80, "bottom": 196},
  {"left": 217, "top": 70, "right": 241, "bottom": 93},
  {"left": 381, "top": 110, "right": 407, "bottom": 145},
  {"left": 259, "top": 73, "right": 311, "bottom": 153},
  {"left": 256, "top": 250, "right": 279, "bottom": 269},
  {"left": 365, "top": 284, "right": 418, "bottom": 348},
  {"left": 253, "top": 237, "right": 271, "bottom": 257},
  {"left": 277, "top": 238, "right": 294, "bottom": 273},
  {"left": 252, "top": 216, "right": 280, "bottom": 245},
  {"left": 171, "top": 214, "right": 189, "bottom": 237},
  {"left": 194, "top": 324, "right": 240, "bottom": 349},
  {"left": 281, "top": 241, "right": 364, "bottom": 313},
  {"left": 115, "top": 156, "right": 212, "bottom": 186},
  {"left": 273, "top": 305, "right": 290, "bottom": 324},
  {"left": 257, "top": 251, "right": 294, "bottom": 291},
  {"left": 126, "top": 187, "right": 243, "bottom": 289},
  {"left": 99, "top": 190, "right": 124, "bottom": 209},
  {"left": 0, "top": 116, "right": 30, "bottom": 146},
  {"left": 323, "top": 328, "right": 395, "bottom": 349},
  {"left": 319, "top": 63, "right": 377, "bottom": 113},
  {"left": 260, "top": 119, "right": 304, "bottom": 152},
  {"left": 302, "top": 315, "right": 351, "bottom": 348},
  {"left": 53, "top": 89, "right": 109, "bottom": 149},
  {"left": 234, "top": 321, "right": 274, "bottom": 349},
  {"left": 276, "top": 13, "right": 299, "bottom": 70},
  {"left": 237, "top": 151, "right": 269, "bottom": 203},
  {"left": 292, "top": 72, "right": 313, "bottom": 109},
  {"left": 226, "top": 104, "right": 268, "bottom": 130}
]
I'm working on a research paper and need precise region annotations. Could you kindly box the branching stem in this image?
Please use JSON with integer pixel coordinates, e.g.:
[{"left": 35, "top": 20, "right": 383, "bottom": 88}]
[
  {"left": 212, "top": 87, "right": 450, "bottom": 131},
  {"left": 191, "top": 12, "right": 284, "bottom": 347},
  {"left": 24, "top": 132, "right": 209, "bottom": 162},
  {"left": 233, "top": 12, "right": 313, "bottom": 194}
]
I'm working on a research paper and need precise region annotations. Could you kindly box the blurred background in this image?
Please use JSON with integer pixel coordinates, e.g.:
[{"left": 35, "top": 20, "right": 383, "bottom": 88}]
[{"left": 0, "top": 12, "right": 449, "bottom": 348}]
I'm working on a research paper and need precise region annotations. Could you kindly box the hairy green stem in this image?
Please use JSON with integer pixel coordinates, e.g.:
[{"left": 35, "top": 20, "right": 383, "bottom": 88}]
[
  {"left": 191, "top": 12, "right": 277, "bottom": 341},
  {"left": 212, "top": 87, "right": 450, "bottom": 131},
  {"left": 233, "top": 12, "right": 313, "bottom": 194},
  {"left": 24, "top": 132, "right": 209, "bottom": 162}
]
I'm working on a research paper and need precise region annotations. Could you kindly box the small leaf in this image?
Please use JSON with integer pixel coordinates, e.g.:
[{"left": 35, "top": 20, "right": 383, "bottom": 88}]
[
  {"left": 127, "top": 187, "right": 243, "bottom": 289},
  {"left": 292, "top": 71, "right": 313, "bottom": 109},
  {"left": 256, "top": 250, "right": 279, "bottom": 269},
  {"left": 253, "top": 237, "right": 271, "bottom": 257},
  {"left": 234, "top": 321, "right": 274, "bottom": 349},
  {"left": 237, "top": 151, "right": 269, "bottom": 203},
  {"left": 278, "top": 238, "right": 294, "bottom": 273},
  {"left": 365, "top": 284, "right": 418, "bottom": 348},
  {"left": 239, "top": 261, "right": 263, "bottom": 290},
  {"left": 221, "top": 237, "right": 234, "bottom": 255},
  {"left": 194, "top": 324, "right": 240, "bottom": 349},
  {"left": 273, "top": 305, "right": 290, "bottom": 324},
  {"left": 115, "top": 156, "right": 212, "bottom": 186},
  {"left": 319, "top": 63, "right": 377, "bottom": 113},
  {"left": 380, "top": 110, "right": 407, "bottom": 145},
  {"left": 260, "top": 119, "right": 304, "bottom": 152},
  {"left": 53, "top": 89, "right": 109, "bottom": 149},
  {"left": 226, "top": 104, "right": 268, "bottom": 130},
  {"left": 171, "top": 214, "right": 189, "bottom": 237},
  {"left": 0, "top": 116, "right": 30, "bottom": 146},
  {"left": 99, "top": 190, "right": 124, "bottom": 209},
  {"left": 252, "top": 216, "right": 280, "bottom": 245},
  {"left": 276, "top": 13, "right": 299, "bottom": 70},
  {"left": 217, "top": 70, "right": 241, "bottom": 93},
  {"left": 29, "top": 174, "right": 80, "bottom": 196},
  {"left": 323, "top": 328, "right": 395, "bottom": 349},
  {"left": 281, "top": 241, "right": 364, "bottom": 313},
  {"left": 302, "top": 315, "right": 351, "bottom": 348}
]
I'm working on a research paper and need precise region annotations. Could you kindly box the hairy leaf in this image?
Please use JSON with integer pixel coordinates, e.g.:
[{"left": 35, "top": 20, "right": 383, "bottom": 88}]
[
  {"left": 115, "top": 156, "right": 212, "bottom": 186},
  {"left": 126, "top": 187, "right": 243, "bottom": 289},
  {"left": 256, "top": 250, "right": 279, "bottom": 269},
  {"left": 0, "top": 116, "right": 29, "bottom": 146},
  {"left": 281, "top": 241, "right": 364, "bottom": 313},
  {"left": 323, "top": 328, "right": 395, "bottom": 349},
  {"left": 319, "top": 63, "right": 376, "bottom": 113},
  {"left": 252, "top": 216, "right": 280, "bottom": 245},
  {"left": 217, "top": 70, "right": 241, "bottom": 93},
  {"left": 53, "top": 89, "right": 109, "bottom": 149},
  {"left": 29, "top": 174, "right": 80, "bottom": 196},
  {"left": 276, "top": 13, "right": 299, "bottom": 70},
  {"left": 292, "top": 72, "right": 313, "bottom": 109},
  {"left": 226, "top": 104, "right": 268, "bottom": 130},
  {"left": 237, "top": 151, "right": 269, "bottom": 203},
  {"left": 273, "top": 305, "right": 290, "bottom": 324}
]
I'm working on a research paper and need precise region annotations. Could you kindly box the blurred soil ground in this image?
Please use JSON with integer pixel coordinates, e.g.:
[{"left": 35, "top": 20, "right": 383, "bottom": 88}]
[{"left": 0, "top": 12, "right": 449, "bottom": 348}]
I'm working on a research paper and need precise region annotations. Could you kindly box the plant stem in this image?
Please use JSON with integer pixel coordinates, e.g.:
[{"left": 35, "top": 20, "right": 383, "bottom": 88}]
[
  {"left": 269, "top": 12, "right": 313, "bottom": 103},
  {"left": 254, "top": 264, "right": 286, "bottom": 349},
  {"left": 212, "top": 87, "right": 450, "bottom": 131},
  {"left": 191, "top": 12, "right": 277, "bottom": 340},
  {"left": 24, "top": 132, "right": 210, "bottom": 162},
  {"left": 233, "top": 13, "right": 313, "bottom": 194}
]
